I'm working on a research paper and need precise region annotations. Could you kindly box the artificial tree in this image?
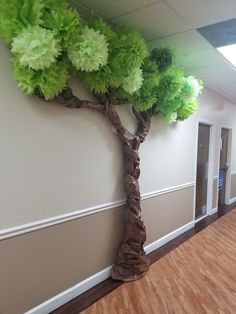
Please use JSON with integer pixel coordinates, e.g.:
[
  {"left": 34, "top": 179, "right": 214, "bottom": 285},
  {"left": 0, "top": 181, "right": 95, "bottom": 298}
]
[{"left": 0, "top": 0, "right": 202, "bottom": 281}]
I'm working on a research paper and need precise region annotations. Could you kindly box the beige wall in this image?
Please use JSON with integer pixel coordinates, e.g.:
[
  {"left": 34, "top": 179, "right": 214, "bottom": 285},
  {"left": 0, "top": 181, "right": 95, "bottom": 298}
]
[
  {"left": 143, "top": 186, "right": 194, "bottom": 245},
  {"left": 0, "top": 187, "right": 193, "bottom": 314},
  {"left": 230, "top": 174, "right": 236, "bottom": 199}
]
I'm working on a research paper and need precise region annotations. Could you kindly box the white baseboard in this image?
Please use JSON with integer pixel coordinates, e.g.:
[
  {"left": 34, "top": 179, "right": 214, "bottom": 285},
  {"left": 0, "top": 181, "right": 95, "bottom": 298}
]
[
  {"left": 228, "top": 197, "right": 236, "bottom": 205},
  {"left": 25, "top": 220, "right": 194, "bottom": 314},
  {"left": 210, "top": 207, "right": 218, "bottom": 215},
  {"left": 25, "top": 266, "right": 112, "bottom": 314},
  {"left": 144, "top": 221, "right": 194, "bottom": 254}
]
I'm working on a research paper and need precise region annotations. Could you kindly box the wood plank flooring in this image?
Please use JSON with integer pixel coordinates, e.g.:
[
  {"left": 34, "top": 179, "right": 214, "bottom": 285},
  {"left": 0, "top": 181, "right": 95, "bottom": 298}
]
[{"left": 81, "top": 209, "right": 236, "bottom": 314}]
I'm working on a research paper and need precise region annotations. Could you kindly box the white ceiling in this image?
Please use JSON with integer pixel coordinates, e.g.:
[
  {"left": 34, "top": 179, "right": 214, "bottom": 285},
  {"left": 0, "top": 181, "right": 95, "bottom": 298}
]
[{"left": 73, "top": 0, "right": 236, "bottom": 103}]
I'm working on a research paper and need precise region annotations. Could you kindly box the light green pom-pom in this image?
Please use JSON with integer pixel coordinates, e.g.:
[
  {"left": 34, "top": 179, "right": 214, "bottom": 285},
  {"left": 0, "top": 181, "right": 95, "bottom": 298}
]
[
  {"left": 12, "top": 57, "right": 69, "bottom": 100},
  {"left": 68, "top": 26, "right": 108, "bottom": 72},
  {"left": 11, "top": 26, "right": 61, "bottom": 70},
  {"left": 122, "top": 67, "right": 143, "bottom": 94},
  {"left": 181, "top": 76, "right": 203, "bottom": 100}
]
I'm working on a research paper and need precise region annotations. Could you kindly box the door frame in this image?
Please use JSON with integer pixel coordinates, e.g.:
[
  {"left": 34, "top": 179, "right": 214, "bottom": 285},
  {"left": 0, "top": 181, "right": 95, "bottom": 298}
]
[
  {"left": 194, "top": 120, "right": 215, "bottom": 222},
  {"left": 217, "top": 125, "right": 232, "bottom": 206}
]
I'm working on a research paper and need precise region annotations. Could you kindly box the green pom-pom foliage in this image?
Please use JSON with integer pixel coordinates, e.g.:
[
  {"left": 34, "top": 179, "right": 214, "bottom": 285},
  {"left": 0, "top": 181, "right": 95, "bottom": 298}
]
[
  {"left": 156, "top": 69, "right": 184, "bottom": 102},
  {"left": 151, "top": 47, "right": 174, "bottom": 72},
  {"left": 44, "top": 0, "right": 68, "bottom": 10},
  {"left": 175, "top": 77, "right": 202, "bottom": 120},
  {"left": 11, "top": 26, "right": 61, "bottom": 70},
  {"left": 155, "top": 73, "right": 202, "bottom": 122},
  {"left": 111, "top": 29, "right": 148, "bottom": 77},
  {"left": 37, "top": 61, "right": 69, "bottom": 100},
  {"left": 42, "top": 8, "right": 80, "bottom": 49},
  {"left": 68, "top": 26, "right": 108, "bottom": 72},
  {"left": 0, "top": 1, "right": 201, "bottom": 120},
  {"left": 126, "top": 59, "right": 160, "bottom": 111},
  {"left": 176, "top": 100, "right": 198, "bottom": 120},
  {"left": 80, "top": 19, "right": 121, "bottom": 93},
  {"left": 0, "top": 0, "right": 44, "bottom": 44},
  {"left": 12, "top": 57, "right": 69, "bottom": 100},
  {"left": 12, "top": 57, "right": 37, "bottom": 95},
  {"left": 81, "top": 66, "right": 119, "bottom": 94},
  {"left": 89, "top": 18, "right": 116, "bottom": 43},
  {"left": 80, "top": 24, "right": 148, "bottom": 94},
  {"left": 181, "top": 76, "right": 203, "bottom": 100},
  {"left": 122, "top": 68, "right": 143, "bottom": 94}
]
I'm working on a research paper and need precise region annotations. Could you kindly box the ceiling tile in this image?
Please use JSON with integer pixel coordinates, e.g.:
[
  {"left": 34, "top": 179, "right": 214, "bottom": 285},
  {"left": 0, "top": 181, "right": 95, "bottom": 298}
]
[
  {"left": 167, "top": 0, "right": 236, "bottom": 28},
  {"left": 191, "top": 63, "right": 236, "bottom": 101},
  {"left": 149, "top": 30, "right": 223, "bottom": 70},
  {"left": 111, "top": 2, "right": 190, "bottom": 40},
  {"left": 75, "top": 0, "right": 161, "bottom": 19}
]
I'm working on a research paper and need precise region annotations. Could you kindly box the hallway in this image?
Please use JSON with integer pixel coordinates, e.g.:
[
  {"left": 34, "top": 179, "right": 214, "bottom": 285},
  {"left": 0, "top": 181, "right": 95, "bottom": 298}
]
[{"left": 82, "top": 208, "right": 236, "bottom": 313}]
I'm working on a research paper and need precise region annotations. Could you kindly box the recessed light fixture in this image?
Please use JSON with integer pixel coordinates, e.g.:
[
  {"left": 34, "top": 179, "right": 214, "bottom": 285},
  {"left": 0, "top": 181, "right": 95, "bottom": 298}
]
[{"left": 217, "top": 44, "right": 236, "bottom": 67}]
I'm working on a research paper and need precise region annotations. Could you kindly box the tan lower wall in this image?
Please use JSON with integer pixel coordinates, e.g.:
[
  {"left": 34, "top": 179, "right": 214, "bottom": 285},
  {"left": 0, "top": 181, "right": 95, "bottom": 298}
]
[
  {"left": 143, "top": 186, "right": 194, "bottom": 245},
  {"left": 212, "top": 178, "right": 218, "bottom": 209},
  {"left": 230, "top": 174, "right": 236, "bottom": 199},
  {"left": 0, "top": 186, "right": 194, "bottom": 314}
]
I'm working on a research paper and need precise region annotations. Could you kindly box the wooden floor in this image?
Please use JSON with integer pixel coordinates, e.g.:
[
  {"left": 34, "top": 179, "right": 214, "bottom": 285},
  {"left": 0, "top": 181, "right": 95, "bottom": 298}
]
[{"left": 81, "top": 208, "right": 236, "bottom": 314}]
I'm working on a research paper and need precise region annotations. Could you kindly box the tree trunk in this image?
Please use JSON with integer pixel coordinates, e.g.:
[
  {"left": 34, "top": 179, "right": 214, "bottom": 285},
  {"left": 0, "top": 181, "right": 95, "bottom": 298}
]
[
  {"left": 51, "top": 88, "right": 151, "bottom": 282},
  {"left": 112, "top": 136, "right": 150, "bottom": 281}
]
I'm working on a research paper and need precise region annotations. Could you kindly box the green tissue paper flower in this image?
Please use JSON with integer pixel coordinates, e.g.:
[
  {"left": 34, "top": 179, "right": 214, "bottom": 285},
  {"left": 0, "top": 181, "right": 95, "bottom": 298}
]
[
  {"left": 68, "top": 26, "right": 108, "bottom": 72},
  {"left": 81, "top": 65, "right": 120, "bottom": 93},
  {"left": 81, "top": 19, "right": 120, "bottom": 92},
  {"left": 12, "top": 57, "right": 69, "bottom": 99},
  {"left": 43, "top": 8, "right": 81, "bottom": 49},
  {"left": 12, "top": 57, "right": 37, "bottom": 95},
  {"left": 11, "top": 26, "right": 61, "bottom": 70},
  {"left": 156, "top": 96, "right": 182, "bottom": 121},
  {"left": 44, "top": 0, "right": 68, "bottom": 10},
  {"left": 111, "top": 29, "right": 148, "bottom": 76},
  {"left": 151, "top": 47, "right": 174, "bottom": 73},
  {"left": 177, "top": 100, "right": 198, "bottom": 120},
  {"left": 156, "top": 69, "right": 184, "bottom": 102},
  {"left": 0, "top": 0, "right": 44, "bottom": 44},
  {"left": 37, "top": 61, "right": 69, "bottom": 99},
  {"left": 181, "top": 76, "right": 203, "bottom": 100},
  {"left": 122, "top": 67, "right": 143, "bottom": 94},
  {"left": 89, "top": 18, "right": 116, "bottom": 43},
  {"left": 126, "top": 59, "right": 160, "bottom": 112}
]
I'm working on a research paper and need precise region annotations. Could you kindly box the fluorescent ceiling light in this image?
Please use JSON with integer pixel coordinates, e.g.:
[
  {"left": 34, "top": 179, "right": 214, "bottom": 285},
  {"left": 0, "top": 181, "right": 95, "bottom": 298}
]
[{"left": 217, "top": 44, "right": 236, "bottom": 67}]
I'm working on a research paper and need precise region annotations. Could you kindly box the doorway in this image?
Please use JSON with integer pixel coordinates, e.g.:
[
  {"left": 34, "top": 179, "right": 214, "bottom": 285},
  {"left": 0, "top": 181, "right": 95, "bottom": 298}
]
[
  {"left": 195, "top": 123, "right": 211, "bottom": 219},
  {"left": 218, "top": 128, "right": 229, "bottom": 207}
]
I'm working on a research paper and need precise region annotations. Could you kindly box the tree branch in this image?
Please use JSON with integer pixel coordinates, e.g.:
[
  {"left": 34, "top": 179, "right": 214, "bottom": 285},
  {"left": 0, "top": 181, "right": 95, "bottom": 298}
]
[
  {"left": 50, "top": 86, "right": 135, "bottom": 143},
  {"left": 132, "top": 108, "right": 152, "bottom": 143}
]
